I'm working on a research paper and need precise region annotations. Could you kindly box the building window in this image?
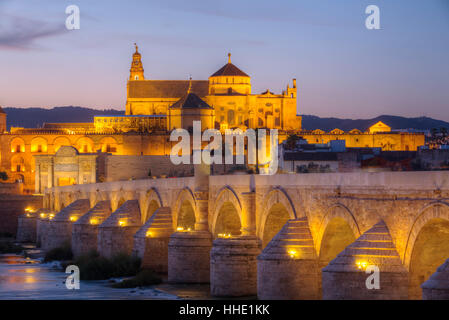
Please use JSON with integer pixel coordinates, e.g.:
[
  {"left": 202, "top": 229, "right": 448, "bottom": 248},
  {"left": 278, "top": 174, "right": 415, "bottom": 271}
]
[
  {"left": 227, "top": 110, "right": 235, "bottom": 125},
  {"left": 37, "top": 145, "right": 42, "bottom": 153},
  {"left": 106, "top": 145, "right": 117, "bottom": 153}
]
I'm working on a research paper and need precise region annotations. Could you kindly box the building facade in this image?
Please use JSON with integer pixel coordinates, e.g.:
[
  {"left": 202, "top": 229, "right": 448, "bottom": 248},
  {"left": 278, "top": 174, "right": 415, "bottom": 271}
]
[{"left": 0, "top": 45, "right": 425, "bottom": 193}]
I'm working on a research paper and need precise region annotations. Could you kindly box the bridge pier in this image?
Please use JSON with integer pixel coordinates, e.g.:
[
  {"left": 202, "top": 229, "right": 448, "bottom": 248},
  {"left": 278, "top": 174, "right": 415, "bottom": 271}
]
[
  {"left": 133, "top": 207, "right": 173, "bottom": 273},
  {"left": 257, "top": 218, "right": 319, "bottom": 299},
  {"left": 17, "top": 211, "right": 38, "bottom": 243},
  {"left": 322, "top": 221, "right": 409, "bottom": 300},
  {"left": 98, "top": 200, "right": 142, "bottom": 258},
  {"left": 210, "top": 235, "right": 261, "bottom": 297},
  {"left": 71, "top": 201, "right": 111, "bottom": 258},
  {"left": 36, "top": 211, "right": 52, "bottom": 248},
  {"left": 168, "top": 231, "right": 212, "bottom": 283},
  {"left": 43, "top": 199, "right": 90, "bottom": 251},
  {"left": 422, "top": 258, "right": 449, "bottom": 299}
]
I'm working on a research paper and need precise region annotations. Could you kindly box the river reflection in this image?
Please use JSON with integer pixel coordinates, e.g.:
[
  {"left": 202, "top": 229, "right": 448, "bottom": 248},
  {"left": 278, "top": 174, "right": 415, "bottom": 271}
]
[{"left": 0, "top": 254, "right": 179, "bottom": 300}]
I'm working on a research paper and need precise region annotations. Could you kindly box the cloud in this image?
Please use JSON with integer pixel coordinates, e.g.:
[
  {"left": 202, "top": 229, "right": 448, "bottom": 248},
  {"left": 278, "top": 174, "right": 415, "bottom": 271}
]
[{"left": 0, "top": 12, "right": 67, "bottom": 50}]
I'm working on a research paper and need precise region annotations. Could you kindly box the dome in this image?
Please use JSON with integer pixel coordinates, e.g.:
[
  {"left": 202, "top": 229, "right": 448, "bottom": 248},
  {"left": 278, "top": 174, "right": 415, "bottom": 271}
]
[{"left": 210, "top": 53, "right": 249, "bottom": 78}]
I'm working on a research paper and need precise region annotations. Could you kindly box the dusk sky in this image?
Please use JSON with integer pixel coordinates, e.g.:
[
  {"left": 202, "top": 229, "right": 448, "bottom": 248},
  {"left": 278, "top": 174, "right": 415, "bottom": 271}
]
[{"left": 0, "top": 0, "right": 448, "bottom": 120}]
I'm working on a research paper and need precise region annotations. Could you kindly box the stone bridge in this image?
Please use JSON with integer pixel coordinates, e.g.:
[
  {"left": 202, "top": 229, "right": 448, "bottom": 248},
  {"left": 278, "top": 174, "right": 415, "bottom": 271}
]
[{"left": 21, "top": 169, "right": 449, "bottom": 300}]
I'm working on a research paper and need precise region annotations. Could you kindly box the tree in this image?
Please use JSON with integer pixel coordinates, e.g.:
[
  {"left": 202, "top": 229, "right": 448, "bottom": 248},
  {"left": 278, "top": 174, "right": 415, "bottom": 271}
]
[
  {"left": 285, "top": 134, "right": 301, "bottom": 150},
  {"left": 0, "top": 171, "right": 8, "bottom": 181}
]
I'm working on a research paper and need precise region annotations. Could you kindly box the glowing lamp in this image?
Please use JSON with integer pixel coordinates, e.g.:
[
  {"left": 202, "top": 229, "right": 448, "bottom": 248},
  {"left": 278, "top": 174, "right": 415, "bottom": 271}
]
[
  {"left": 118, "top": 219, "right": 126, "bottom": 227},
  {"left": 356, "top": 261, "right": 368, "bottom": 270},
  {"left": 146, "top": 231, "right": 153, "bottom": 237},
  {"left": 176, "top": 226, "right": 184, "bottom": 232},
  {"left": 288, "top": 249, "right": 299, "bottom": 259},
  {"left": 89, "top": 218, "right": 99, "bottom": 225},
  {"left": 69, "top": 216, "right": 78, "bottom": 222}
]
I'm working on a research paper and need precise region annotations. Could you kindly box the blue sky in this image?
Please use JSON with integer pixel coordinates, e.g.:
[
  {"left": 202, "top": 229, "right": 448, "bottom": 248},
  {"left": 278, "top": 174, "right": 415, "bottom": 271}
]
[{"left": 0, "top": 0, "right": 448, "bottom": 120}]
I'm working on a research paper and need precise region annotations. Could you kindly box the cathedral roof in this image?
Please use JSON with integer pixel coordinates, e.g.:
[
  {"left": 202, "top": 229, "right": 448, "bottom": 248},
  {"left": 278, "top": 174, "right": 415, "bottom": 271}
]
[
  {"left": 210, "top": 53, "right": 249, "bottom": 77},
  {"left": 170, "top": 92, "right": 213, "bottom": 110},
  {"left": 211, "top": 63, "right": 249, "bottom": 77},
  {"left": 128, "top": 80, "right": 209, "bottom": 99}
]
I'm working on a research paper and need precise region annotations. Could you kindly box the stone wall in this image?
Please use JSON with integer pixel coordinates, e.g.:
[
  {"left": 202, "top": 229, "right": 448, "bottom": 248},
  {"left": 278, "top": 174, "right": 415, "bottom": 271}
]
[
  {"left": 0, "top": 194, "right": 42, "bottom": 236},
  {"left": 42, "top": 171, "right": 449, "bottom": 299}
]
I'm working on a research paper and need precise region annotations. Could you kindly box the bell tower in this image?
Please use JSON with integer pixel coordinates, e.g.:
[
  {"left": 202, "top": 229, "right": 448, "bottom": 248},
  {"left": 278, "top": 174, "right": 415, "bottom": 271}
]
[{"left": 129, "top": 43, "right": 145, "bottom": 80}]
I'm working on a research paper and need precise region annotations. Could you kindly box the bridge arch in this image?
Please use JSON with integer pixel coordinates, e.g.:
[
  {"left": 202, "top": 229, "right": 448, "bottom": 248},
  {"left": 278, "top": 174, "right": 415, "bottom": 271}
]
[
  {"left": 258, "top": 187, "right": 297, "bottom": 247},
  {"left": 316, "top": 203, "right": 360, "bottom": 267},
  {"left": 404, "top": 201, "right": 449, "bottom": 299},
  {"left": 142, "top": 188, "right": 163, "bottom": 222},
  {"left": 211, "top": 186, "right": 243, "bottom": 237},
  {"left": 173, "top": 188, "right": 197, "bottom": 230}
]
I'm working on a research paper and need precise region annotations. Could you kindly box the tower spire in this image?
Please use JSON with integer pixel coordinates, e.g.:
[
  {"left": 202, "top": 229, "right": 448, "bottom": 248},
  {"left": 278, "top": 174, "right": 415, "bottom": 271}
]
[
  {"left": 130, "top": 43, "right": 144, "bottom": 80},
  {"left": 228, "top": 52, "right": 231, "bottom": 64},
  {"left": 187, "top": 75, "right": 192, "bottom": 94}
]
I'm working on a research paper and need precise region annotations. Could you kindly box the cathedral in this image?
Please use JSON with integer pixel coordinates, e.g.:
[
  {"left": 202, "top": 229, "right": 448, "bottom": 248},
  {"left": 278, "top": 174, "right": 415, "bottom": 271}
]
[{"left": 0, "top": 45, "right": 424, "bottom": 194}]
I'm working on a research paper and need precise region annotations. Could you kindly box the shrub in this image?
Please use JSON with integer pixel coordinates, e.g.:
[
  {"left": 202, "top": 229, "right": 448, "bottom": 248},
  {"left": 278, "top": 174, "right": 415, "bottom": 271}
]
[
  {"left": 0, "top": 171, "right": 8, "bottom": 181},
  {"left": 44, "top": 243, "right": 73, "bottom": 262},
  {"left": 71, "top": 251, "right": 141, "bottom": 280},
  {"left": 0, "top": 239, "right": 23, "bottom": 254},
  {"left": 110, "top": 253, "right": 141, "bottom": 278},
  {"left": 112, "top": 269, "right": 162, "bottom": 288}
]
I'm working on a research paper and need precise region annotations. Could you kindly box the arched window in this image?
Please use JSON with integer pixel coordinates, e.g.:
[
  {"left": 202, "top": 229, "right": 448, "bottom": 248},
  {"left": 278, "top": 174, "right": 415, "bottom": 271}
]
[
  {"left": 10, "top": 137, "right": 25, "bottom": 153},
  {"left": 11, "top": 155, "right": 25, "bottom": 173},
  {"left": 31, "top": 137, "right": 48, "bottom": 153},
  {"left": 76, "top": 137, "right": 95, "bottom": 153}
]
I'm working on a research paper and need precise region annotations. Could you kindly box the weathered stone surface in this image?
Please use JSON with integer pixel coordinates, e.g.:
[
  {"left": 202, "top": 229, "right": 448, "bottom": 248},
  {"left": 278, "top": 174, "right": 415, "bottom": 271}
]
[
  {"left": 322, "top": 220, "right": 409, "bottom": 300},
  {"left": 72, "top": 201, "right": 112, "bottom": 257},
  {"left": 133, "top": 207, "right": 173, "bottom": 272},
  {"left": 16, "top": 210, "right": 40, "bottom": 242},
  {"left": 98, "top": 200, "right": 141, "bottom": 258},
  {"left": 210, "top": 235, "right": 261, "bottom": 297},
  {"left": 40, "top": 171, "right": 449, "bottom": 299},
  {"left": 422, "top": 258, "right": 449, "bottom": 300},
  {"left": 43, "top": 199, "right": 90, "bottom": 251},
  {"left": 36, "top": 213, "right": 52, "bottom": 248},
  {"left": 258, "top": 218, "right": 319, "bottom": 300},
  {"left": 168, "top": 231, "right": 212, "bottom": 283}
]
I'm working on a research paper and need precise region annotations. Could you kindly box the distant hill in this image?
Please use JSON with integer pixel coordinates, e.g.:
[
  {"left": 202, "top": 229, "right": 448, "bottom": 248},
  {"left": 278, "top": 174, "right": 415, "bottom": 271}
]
[
  {"left": 301, "top": 115, "right": 449, "bottom": 132},
  {"left": 3, "top": 106, "right": 124, "bottom": 130},
  {"left": 2, "top": 107, "right": 449, "bottom": 132}
]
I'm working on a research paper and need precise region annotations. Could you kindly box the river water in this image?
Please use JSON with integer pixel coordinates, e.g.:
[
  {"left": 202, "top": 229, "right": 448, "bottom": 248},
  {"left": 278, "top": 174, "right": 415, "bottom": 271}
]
[{"left": 0, "top": 254, "right": 209, "bottom": 300}]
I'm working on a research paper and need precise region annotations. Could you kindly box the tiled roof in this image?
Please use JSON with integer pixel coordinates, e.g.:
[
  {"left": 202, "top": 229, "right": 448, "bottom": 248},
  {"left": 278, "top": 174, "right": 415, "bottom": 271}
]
[
  {"left": 170, "top": 93, "right": 213, "bottom": 110},
  {"left": 128, "top": 80, "right": 209, "bottom": 99},
  {"left": 210, "top": 63, "right": 249, "bottom": 77}
]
